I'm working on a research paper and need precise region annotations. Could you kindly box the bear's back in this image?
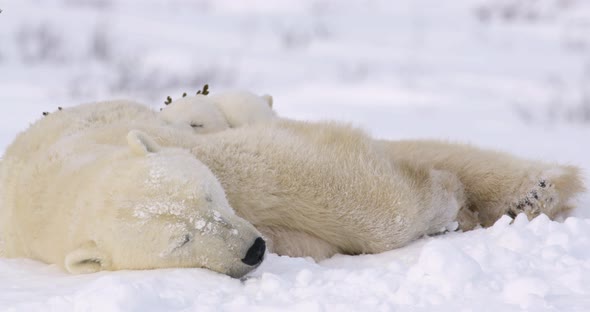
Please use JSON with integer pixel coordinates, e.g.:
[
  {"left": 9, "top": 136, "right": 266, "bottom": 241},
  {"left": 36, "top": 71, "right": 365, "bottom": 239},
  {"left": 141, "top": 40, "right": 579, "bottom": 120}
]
[{"left": 3, "top": 101, "right": 155, "bottom": 163}]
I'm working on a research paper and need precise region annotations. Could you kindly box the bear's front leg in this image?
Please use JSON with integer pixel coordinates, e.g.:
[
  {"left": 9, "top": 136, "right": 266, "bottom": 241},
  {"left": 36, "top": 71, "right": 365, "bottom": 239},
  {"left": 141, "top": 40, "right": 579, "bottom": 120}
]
[{"left": 376, "top": 140, "right": 585, "bottom": 228}]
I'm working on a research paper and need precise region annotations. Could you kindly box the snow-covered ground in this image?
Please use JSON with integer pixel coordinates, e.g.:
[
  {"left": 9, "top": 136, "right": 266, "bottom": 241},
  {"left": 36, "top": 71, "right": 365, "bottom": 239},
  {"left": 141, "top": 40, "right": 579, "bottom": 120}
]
[{"left": 1, "top": 0, "right": 590, "bottom": 311}]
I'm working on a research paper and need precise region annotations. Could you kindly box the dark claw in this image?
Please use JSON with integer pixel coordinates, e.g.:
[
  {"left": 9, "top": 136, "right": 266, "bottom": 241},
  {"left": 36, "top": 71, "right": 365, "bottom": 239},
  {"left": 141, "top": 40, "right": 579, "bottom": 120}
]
[
  {"left": 539, "top": 180, "right": 547, "bottom": 188},
  {"left": 507, "top": 210, "right": 517, "bottom": 218}
]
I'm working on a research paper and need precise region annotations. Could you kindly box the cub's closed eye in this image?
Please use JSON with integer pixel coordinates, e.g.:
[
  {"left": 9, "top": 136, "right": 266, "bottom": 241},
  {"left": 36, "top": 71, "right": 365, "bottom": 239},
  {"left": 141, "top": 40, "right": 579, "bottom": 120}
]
[{"left": 190, "top": 123, "right": 204, "bottom": 128}]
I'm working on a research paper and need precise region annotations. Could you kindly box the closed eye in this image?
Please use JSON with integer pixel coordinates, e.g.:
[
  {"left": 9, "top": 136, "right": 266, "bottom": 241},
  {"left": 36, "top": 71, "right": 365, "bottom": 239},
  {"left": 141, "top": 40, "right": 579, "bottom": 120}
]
[
  {"left": 162, "top": 233, "right": 194, "bottom": 256},
  {"left": 190, "top": 123, "right": 204, "bottom": 128},
  {"left": 174, "top": 233, "right": 192, "bottom": 249},
  {"left": 181, "top": 234, "right": 192, "bottom": 246}
]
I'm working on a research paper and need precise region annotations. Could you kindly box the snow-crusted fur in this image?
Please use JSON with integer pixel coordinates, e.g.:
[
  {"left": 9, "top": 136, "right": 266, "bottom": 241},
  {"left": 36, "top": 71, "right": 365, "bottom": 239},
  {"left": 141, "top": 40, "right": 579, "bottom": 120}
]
[
  {"left": 0, "top": 101, "right": 263, "bottom": 277},
  {"left": 189, "top": 119, "right": 465, "bottom": 260},
  {"left": 376, "top": 140, "right": 586, "bottom": 230},
  {"left": 160, "top": 91, "right": 275, "bottom": 134}
]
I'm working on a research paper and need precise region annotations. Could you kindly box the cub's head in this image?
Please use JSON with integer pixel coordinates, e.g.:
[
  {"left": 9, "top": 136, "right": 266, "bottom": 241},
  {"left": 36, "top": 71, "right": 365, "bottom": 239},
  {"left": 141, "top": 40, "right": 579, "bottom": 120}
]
[
  {"left": 160, "top": 91, "right": 275, "bottom": 134},
  {"left": 65, "top": 130, "right": 264, "bottom": 278},
  {"left": 160, "top": 95, "right": 230, "bottom": 134}
]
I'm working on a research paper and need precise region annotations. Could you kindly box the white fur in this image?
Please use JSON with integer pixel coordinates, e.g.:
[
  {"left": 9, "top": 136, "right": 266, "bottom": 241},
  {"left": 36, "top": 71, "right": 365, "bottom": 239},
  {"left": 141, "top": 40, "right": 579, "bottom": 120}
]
[
  {"left": 197, "top": 124, "right": 584, "bottom": 258},
  {"left": 158, "top": 95, "right": 586, "bottom": 260},
  {"left": 376, "top": 140, "right": 585, "bottom": 230},
  {"left": 3, "top": 100, "right": 585, "bottom": 274},
  {"left": 0, "top": 101, "right": 262, "bottom": 277},
  {"left": 160, "top": 91, "right": 275, "bottom": 134},
  {"left": 210, "top": 91, "right": 275, "bottom": 127},
  {"left": 189, "top": 119, "right": 466, "bottom": 260},
  {"left": 159, "top": 95, "right": 230, "bottom": 134}
]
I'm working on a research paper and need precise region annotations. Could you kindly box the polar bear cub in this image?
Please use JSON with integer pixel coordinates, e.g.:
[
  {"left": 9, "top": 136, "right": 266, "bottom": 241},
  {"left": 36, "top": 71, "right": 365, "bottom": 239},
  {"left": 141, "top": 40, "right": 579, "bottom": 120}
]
[
  {"left": 160, "top": 91, "right": 275, "bottom": 134},
  {"left": 160, "top": 95, "right": 230, "bottom": 134},
  {"left": 0, "top": 101, "right": 265, "bottom": 277}
]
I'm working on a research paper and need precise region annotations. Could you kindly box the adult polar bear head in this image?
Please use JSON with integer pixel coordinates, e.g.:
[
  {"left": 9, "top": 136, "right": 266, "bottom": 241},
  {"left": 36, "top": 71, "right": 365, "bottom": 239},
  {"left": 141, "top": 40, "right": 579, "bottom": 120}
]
[
  {"left": 0, "top": 101, "right": 265, "bottom": 278},
  {"left": 66, "top": 131, "right": 264, "bottom": 277},
  {"left": 160, "top": 91, "right": 275, "bottom": 133}
]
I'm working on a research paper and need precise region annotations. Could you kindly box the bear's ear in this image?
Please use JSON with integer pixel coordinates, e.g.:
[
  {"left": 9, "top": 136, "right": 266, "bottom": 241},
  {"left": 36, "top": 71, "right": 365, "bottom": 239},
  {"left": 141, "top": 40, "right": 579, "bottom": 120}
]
[
  {"left": 127, "top": 130, "right": 161, "bottom": 155},
  {"left": 65, "top": 242, "right": 111, "bottom": 274},
  {"left": 261, "top": 94, "right": 273, "bottom": 108}
]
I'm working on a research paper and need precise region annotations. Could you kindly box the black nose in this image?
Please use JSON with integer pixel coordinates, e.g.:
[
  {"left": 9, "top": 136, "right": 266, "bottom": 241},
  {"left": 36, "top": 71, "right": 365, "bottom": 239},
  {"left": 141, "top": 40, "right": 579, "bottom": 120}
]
[{"left": 241, "top": 237, "right": 266, "bottom": 266}]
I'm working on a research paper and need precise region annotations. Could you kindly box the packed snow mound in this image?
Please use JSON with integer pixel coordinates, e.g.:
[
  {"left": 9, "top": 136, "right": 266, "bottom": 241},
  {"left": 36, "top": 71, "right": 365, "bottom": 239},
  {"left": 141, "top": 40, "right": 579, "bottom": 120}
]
[{"left": 1, "top": 215, "right": 589, "bottom": 311}]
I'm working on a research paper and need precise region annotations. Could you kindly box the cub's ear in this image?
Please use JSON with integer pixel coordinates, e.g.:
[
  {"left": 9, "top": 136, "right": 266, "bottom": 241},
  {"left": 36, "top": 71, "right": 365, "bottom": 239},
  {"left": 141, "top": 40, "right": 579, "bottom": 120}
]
[
  {"left": 261, "top": 94, "right": 273, "bottom": 108},
  {"left": 65, "top": 242, "right": 111, "bottom": 274},
  {"left": 127, "top": 130, "right": 161, "bottom": 155}
]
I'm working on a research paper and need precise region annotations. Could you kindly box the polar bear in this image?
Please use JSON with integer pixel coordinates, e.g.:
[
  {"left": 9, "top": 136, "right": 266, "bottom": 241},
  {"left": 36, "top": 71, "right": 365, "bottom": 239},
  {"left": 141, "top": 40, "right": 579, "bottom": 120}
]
[
  {"left": 186, "top": 119, "right": 466, "bottom": 260},
  {"left": 184, "top": 120, "right": 584, "bottom": 259},
  {"left": 1, "top": 103, "right": 466, "bottom": 268},
  {"left": 160, "top": 95, "right": 230, "bottom": 134},
  {"left": 159, "top": 94, "right": 584, "bottom": 233},
  {"left": 160, "top": 91, "right": 275, "bottom": 134},
  {"left": 0, "top": 101, "right": 265, "bottom": 277},
  {"left": 3, "top": 101, "right": 585, "bottom": 275}
]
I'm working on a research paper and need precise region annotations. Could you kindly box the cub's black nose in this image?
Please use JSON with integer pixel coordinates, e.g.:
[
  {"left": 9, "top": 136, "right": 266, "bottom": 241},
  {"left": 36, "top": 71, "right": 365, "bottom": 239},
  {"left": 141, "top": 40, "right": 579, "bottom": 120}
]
[{"left": 241, "top": 237, "right": 266, "bottom": 266}]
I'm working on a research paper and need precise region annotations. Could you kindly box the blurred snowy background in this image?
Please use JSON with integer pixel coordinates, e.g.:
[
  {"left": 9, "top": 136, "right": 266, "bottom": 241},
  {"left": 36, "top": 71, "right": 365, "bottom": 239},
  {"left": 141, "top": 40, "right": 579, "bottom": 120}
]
[
  {"left": 2, "top": 0, "right": 589, "bottom": 208},
  {"left": 2, "top": 1, "right": 590, "bottom": 311},
  {"left": 2, "top": 0, "right": 590, "bottom": 130}
]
